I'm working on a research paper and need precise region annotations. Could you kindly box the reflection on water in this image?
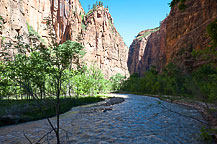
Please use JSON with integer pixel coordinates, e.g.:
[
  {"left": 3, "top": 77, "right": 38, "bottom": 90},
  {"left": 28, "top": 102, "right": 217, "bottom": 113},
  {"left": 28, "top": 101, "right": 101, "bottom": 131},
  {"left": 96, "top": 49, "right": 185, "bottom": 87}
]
[{"left": 0, "top": 94, "right": 205, "bottom": 144}]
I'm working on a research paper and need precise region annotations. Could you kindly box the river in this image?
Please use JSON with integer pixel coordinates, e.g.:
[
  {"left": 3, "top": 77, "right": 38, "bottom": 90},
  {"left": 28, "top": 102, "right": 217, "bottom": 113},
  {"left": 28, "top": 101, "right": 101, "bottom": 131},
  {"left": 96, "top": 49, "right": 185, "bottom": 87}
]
[{"left": 0, "top": 94, "right": 206, "bottom": 144}]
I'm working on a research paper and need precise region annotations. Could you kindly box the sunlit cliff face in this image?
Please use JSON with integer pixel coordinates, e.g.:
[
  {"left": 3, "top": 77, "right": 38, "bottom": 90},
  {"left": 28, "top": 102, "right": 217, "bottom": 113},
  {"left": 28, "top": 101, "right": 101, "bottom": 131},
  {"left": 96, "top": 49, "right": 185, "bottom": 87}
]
[{"left": 0, "top": 0, "right": 129, "bottom": 78}]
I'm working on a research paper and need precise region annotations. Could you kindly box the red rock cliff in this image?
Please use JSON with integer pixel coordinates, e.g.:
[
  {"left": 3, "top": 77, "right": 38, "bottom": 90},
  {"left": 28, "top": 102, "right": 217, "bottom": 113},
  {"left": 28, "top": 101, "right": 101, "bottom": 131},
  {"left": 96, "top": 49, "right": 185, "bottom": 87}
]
[
  {"left": 0, "top": 0, "right": 129, "bottom": 78},
  {"left": 128, "top": 28, "right": 160, "bottom": 75},
  {"left": 128, "top": 0, "right": 217, "bottom": 76},
  {"left": 81, "top": 6, "right": 129, "bottom": 77}
]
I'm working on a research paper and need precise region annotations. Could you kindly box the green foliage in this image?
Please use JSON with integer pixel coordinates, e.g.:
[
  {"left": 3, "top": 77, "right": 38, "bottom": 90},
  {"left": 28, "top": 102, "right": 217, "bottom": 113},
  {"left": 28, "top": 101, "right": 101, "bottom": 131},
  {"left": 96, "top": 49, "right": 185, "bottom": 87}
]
[
  {"left": 0, "top": 62, "right": 13, "bottom": 100},
  {"left": 169, "top": 0, "right": 180, "bottom": 7},
  {"left": 0, "top": 28, "right": 112, "bottom": 101},
  {"left": 0, "top": 16, "right": 114, "bottom": 143},
  {"left": 98, "top": 1, "right": 104, "bottom": 7},
  {"left": 0, "top": 16, "right": 3, "bottom": 35},
  {"left": 121, "top": 63, "right": 217, "bottom": 104},
  {"left": 86, "top": 1, "right": 105, "bottom": 16},
  {"left": 95, "top": 1, "right": 104, "bottom": 8},
  {"left": 52, "top": 40, "right": 85, "bottom": 68},
  {"left": 192, "top": 20, "right": 217, "bottom": 67},
  {"left": 192, "top": 65, "right": 217, "bottom": 102},
  {"left": 0, "top": 34, "right": 111, "bottom": 101},
  {"left": 81, "top": 14, "right": 86, "bottom": 30},
  {"left": 178, "top": 3, "right": 187, "bottom": 11},
  {"left": 169, "top": 0, "right": 187, "bottom": 11},
  {"left": 189, "top": 20, "right": 217, "bottom": 103},
  {"left": 207, "top": 19, "right": 217, "bottom": 46},
  {"left": 200, "top": 127, "right": 217, "bottom": 142},
  {"left": 108, "top": 19, "right": 115, "bottom": 33},
  {"left": 82, "top": 23, "right": 86, "bottom": 30},
  {"left": 136, "top": 27, "right": 160, "bottom": 40},
  {"left": 27, "top": 23, "right": 46, "bottom": 44},
  {"left": 86, "top": 9, "right": 94, "bottom": 16},
  {"left": 110, "top": 73, "right": 126, "bottom": 91},
  {"left": 0, "top": 16, "right": 3, "bottom": 26},
  {"left": 200, "top": 127, "right": 212, "bottom": 140},
  {"left": 67, "top": 66, "right": 110, "bottom": 97},
  {"left": 93, "top": 4, "right": 97, "bottom": 10}
]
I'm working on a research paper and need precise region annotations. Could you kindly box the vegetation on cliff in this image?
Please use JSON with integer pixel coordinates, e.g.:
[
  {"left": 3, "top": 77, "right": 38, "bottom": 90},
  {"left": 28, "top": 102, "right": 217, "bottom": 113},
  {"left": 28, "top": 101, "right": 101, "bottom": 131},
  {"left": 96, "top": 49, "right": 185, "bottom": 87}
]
[
  {"left": 169, "top": 0, "right": 187, "bottom": 11},
  {"left": 192, "top": 19, "right": 217, "bottom": 67},
  {"left": 136, "top": 27, "right": 160, "bottom": 40},
  {"left": 0, "top": 16, "right": 3, "bottom": 33},
  {"left": 207, "top": 19, "right": 217, "bottom": 47},
  {"left": 27, "top": 23, "right": 46, "bottom": 44},
  {"left": 86, "top": 1, "right": 107, "bottom": 16}
]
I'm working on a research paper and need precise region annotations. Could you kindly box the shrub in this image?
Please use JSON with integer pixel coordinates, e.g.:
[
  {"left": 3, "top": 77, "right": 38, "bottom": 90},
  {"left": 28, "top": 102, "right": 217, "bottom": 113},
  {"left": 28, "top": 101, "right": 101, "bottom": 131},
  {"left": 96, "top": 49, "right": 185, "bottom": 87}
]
[{"left": 169, "top": 0, "right": 187, "bottom": 11}]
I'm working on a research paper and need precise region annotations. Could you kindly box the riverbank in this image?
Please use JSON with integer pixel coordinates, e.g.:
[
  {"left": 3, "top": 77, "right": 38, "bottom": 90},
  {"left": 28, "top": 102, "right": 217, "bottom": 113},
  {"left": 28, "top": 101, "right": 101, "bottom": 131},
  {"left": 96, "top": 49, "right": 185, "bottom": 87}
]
[
  {"left": 0, "top": 96, "right": 105, "bottom": 127},
  {"left": 0, "top": 95, "right": 125, "bottom": 127},
  {"left": 115, "top": 91, "right": 217, "bottom": 141}
]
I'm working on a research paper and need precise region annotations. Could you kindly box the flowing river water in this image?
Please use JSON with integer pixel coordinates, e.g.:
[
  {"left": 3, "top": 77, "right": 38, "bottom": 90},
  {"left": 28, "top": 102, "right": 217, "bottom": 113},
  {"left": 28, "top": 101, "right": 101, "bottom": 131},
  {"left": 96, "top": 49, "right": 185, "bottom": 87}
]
[{"left": 0, "top": 94, "right": 206, "bottom": 144}]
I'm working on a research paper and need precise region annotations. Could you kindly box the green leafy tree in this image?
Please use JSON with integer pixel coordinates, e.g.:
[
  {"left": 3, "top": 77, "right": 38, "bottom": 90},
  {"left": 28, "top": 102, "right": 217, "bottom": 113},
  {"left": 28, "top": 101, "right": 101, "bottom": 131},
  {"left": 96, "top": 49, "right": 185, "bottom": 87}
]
[
  {"left": 1, "top": 34, "right": 85, "bottom": 144},
  {"left": 192, "top": 65, "right": 217, "bottom": 102},
  {"left": 110, "top": 73, "right": 125, "bottom": 91}
]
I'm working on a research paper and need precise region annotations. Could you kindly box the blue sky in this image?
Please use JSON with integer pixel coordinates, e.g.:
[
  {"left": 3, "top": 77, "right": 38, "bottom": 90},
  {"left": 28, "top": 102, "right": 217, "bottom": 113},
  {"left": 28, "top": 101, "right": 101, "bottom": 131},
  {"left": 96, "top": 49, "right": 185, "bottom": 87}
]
[{"left": 80, "top": 0, "right": 171, "bottom": 47}]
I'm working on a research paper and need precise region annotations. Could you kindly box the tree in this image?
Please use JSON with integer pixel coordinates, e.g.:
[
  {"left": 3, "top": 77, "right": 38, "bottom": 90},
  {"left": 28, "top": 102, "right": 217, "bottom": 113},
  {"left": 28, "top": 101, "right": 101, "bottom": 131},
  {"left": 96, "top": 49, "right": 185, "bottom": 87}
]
[
  {"left": 93, "top": 4, "right": 96, "bottom": 10},
  {"left": 192, "top": 65, "right": 217, "bottom": 102},
  {"left": 88, "top": 4, "right": 91, "bottom": 10},
  {"left": 110, "top": 73, "right": 125, "bottom": 91},
  {"left": 1, "top": 35, "right": 85, "bottom": 144},
  {"left": 43, "top": 40, "right": 85, "bottom": 143}
]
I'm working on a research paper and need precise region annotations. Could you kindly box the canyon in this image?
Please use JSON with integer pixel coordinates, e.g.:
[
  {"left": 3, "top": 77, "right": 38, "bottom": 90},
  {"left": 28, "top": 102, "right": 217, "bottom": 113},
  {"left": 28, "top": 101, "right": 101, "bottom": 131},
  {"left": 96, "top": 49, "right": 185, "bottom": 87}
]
[
  {"left": 1, "top": 0, "right": 216, "bottom": 77},
  {"left": 0, "top": 0, "right": 129, "bottom": 78},
  {"left": 128, "top": 0, "right": 217, "bottom": 76},
  {"left": 0, "top": 1, "right": 216, "bottom": 142}
]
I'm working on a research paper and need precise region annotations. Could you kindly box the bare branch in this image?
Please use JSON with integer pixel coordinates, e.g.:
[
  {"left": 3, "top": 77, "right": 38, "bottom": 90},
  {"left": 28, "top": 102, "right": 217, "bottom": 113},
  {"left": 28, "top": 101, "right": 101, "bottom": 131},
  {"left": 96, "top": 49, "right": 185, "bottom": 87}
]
[
  {"left": 60, "top": 128, "right": 73, "bottom": 135},
  {"left": 24, "top": 133, "right": 33, "bottom": 144},
  {"left": 36, "top": 129, "right": 53, "bottom": 144},
  {"left": 160, "top": 102, "right": 208, "bottom": 125},
  {"left": 47, "top": 118, "right": 57, "bottom": 133}
]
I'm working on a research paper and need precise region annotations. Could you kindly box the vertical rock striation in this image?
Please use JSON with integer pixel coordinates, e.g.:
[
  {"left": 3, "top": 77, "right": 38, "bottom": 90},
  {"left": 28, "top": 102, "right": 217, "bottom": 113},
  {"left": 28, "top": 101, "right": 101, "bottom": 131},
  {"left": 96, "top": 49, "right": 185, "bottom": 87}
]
[
  {"left": 0, "top": 0, "right": 129, "bottom": 78},
  {"left": 128, "top": 28, "right": 161, "bottom": 75},
  {"left": 81, "top": 6, "right": 129, "bottom": 78},
  {"left": 0, "top": 0, "right": 84, "bottom": 43}
]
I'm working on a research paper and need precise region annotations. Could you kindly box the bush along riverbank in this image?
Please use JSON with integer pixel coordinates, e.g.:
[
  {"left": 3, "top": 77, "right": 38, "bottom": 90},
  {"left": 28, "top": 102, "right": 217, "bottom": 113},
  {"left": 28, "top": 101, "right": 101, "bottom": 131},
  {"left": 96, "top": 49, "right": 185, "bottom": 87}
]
[{"left": 0, "top": 96, "right": 106, "bottom": 126}]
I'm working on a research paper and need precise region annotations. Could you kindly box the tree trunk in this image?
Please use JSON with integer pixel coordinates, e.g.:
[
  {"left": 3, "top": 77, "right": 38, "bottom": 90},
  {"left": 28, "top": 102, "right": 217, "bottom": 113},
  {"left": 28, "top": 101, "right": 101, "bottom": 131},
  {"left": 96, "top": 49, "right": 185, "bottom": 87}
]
[
  {"left": 40, "top": 88, "right": 43, "bottom": 100},
  {"left": 56, "top": 71, "right": 62, "bottom": 144},
  {"left": 69, "top": 85, "right": 71, "bottom": 98}
]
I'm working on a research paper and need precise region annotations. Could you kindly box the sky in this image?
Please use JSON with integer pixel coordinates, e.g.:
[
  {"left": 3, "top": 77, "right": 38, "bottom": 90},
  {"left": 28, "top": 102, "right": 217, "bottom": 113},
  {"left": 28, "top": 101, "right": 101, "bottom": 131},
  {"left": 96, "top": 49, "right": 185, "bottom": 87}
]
[{"left": 80, "top": 0, "right": 172, "bottom": 47}]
